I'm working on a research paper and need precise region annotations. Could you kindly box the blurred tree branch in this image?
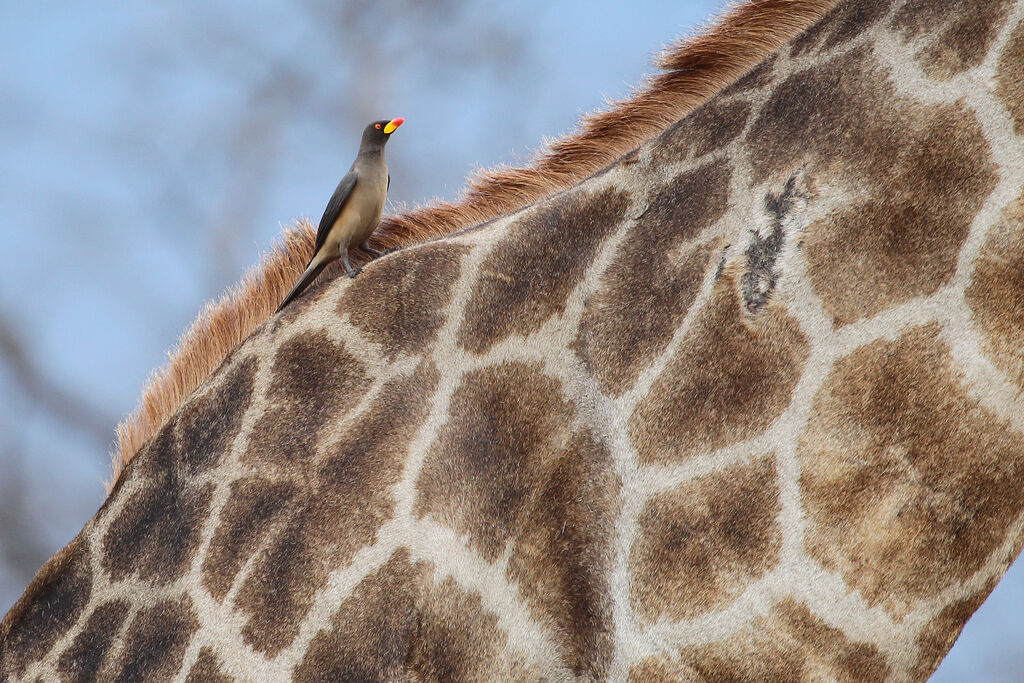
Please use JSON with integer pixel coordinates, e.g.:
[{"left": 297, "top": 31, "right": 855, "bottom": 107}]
[
  {"left": 0, "top": 450, "right": 54, "bottom": 592},
  {"left": 0, "top": 313, "right": 115, "bottom": 450}
]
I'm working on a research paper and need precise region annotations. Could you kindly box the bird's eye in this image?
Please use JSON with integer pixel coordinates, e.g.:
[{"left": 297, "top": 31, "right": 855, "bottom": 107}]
[{"left": 375, "top": 123, "right": 382, "bottom": 130}]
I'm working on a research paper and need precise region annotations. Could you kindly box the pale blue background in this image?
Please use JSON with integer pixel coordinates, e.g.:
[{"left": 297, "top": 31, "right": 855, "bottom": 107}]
[{"left": 0, "top": 2, "right": 1018, "bottom": 679}]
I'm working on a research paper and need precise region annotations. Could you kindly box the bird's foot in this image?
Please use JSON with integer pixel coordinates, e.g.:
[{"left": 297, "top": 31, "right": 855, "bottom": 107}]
[
  {"left": 347, "top": 266, "right": 363, "bottom": 278},
  {"left": 363, "top": 246, "right": 386, "bottom": 257},
  {"left": 383, "top": 246, "right": 400, "bottom": 255}
]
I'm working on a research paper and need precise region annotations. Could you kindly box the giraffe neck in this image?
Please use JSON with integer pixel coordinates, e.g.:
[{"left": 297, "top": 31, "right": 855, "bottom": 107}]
[{"left": 6, "top": 0, "right": 1024, "bottom": 679}]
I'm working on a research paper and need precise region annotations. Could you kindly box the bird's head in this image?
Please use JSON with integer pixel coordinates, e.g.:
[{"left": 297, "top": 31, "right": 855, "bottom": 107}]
[{"left": 363, "top": 117, "right": 404, "bottom": 147}]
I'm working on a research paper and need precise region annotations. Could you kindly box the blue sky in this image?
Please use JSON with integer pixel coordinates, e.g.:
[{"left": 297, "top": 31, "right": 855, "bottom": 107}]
[{"left": 0, "top": 1, "right": 1019, "bottom": 678}]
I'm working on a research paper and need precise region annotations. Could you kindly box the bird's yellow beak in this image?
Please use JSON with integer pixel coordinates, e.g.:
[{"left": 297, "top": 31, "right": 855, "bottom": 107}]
[{"left": 383, "top": 117, "right": 404, "bottom": 134}]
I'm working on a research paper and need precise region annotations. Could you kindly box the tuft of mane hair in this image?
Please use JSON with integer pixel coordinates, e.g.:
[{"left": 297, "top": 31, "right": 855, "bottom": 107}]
[{"left": 108, "top": 0, "right": 837, "bottom": 489}]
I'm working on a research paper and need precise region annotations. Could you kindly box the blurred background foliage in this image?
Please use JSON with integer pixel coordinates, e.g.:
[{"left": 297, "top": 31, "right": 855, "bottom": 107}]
[{"left": 0, "top": 1, "right": 1019, "bottom": 679}]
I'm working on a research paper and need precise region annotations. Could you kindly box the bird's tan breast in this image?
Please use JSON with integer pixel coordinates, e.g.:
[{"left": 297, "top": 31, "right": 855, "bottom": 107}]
[{"left": 338, "top": 161, "right": 388, "bottom": 247}]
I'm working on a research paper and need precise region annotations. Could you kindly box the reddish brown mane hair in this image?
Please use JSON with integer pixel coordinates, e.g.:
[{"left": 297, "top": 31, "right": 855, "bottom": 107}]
[{"left": 109, "top": 0, "right": 836, "bottom": 488}]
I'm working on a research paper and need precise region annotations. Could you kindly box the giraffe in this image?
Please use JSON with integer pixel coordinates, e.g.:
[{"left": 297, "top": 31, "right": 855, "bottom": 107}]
[{"left": 4, "top": 0, "right": 1024, "bottom": 679}]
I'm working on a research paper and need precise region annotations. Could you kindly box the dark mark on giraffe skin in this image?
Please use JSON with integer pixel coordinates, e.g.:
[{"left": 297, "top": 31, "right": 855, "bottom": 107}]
[
  {"left": 715, "top": 245, "right": 730, "bottom": 281},
  {"left": 748, "top": 47, "right": 995, "bottom": 326},
  {"left": 740, "top": 176, "right": 801, "bottom": 314}
]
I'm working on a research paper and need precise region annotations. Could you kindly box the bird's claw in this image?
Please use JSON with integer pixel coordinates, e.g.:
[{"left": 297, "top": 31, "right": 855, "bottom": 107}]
[
  {"left": 383, "top": 246, "right": 400, "bottom": 255},
  {"left": 348, "top": 267, "right": 362, "bottom": 278}
]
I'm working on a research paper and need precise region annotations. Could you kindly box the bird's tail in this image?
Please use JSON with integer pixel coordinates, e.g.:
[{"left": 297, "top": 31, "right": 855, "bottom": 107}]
[{"left": 276, "top": 257, "right": 331, "bottom": 312}]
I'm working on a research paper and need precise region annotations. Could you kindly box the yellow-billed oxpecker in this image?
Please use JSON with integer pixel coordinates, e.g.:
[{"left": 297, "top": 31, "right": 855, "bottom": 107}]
[{"left": 277, "top": 117, "right": 404, "bottom": 311}]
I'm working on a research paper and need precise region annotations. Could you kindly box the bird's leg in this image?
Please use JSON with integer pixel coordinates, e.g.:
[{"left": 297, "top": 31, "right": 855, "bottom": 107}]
[
  {"left": 363, "top": 243, "right": 400, "bottom": 258},
  {"left": 341, "top": 247, "right": 362, "bottom": 278}
]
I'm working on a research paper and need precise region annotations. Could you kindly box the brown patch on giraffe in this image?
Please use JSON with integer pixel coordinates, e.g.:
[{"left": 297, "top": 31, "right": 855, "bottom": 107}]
[
  {"left": 293, "top": 549, "right": 424, "bottom": 681},
  {"left": 719, "top": 55, "right": 777, "bottom": 97},
  {"left": 415, "top": 362, "right": 574, "bottom": 560},
  {"left": 0, "top": 537, "right": 92, "bottom": 676},
  {"left": 102, "top": 475, "right": 214, "bottom": 585},
  {"left": 108, "top": 0, "right": 837, "bottom": 489},
  {"left": 98, "top": 355, "right": 252, "bottom": 531},
  {"left": 91, "top": 353, "right": 252, "bottom": 542},
  {"left": 997, "top": 21, "right": 1024, "bottom": 134},
  {"left": 237, "top": 363, "right": 438, "bottom": 657},
  {"left": 339, "top": 242, "right": 468, "bottom": 358},
  {"left": 967, "top": 193, "right": 1024, "bottom": 390},
  {"left": 629, "top": 274, "right": 808, "bottom": 465},
  {"left": 671, "top": 598, "right": 889, "bottom": 681},
  {"left": 175, "top": 355, "right": 256, "bottom": 474},
  {"left": 185, "top": 647, "right": 233, "bottom": 683},
  {"left": 910, "top": 580, "right": 998, "bottom": 681},
  {"left": 749, "top": 47, "right": 894, "bottom": 182},
  {"left": 750, "top": 47, "right": 997, "bottom": 325},
  {"left": 295, "top": 549, "right": 536, "bottom": 681},
  {"left": 459, "top": 187, "right": 629, "bottom": 353},
  {"left": 804, "top": 102, "right": 993, "bottom": 325},
  {"left": 507, "top": 430, "right": 621, "bottom": 679},
  {"left": 57, "top": 599, "right": 130, "bottom": 683},
  {"left": 410, "top": 566, "right": 537, "bottom": 680},
  {"left": 141, "top": 355, "right": 257, "bottom": 479},
  {"left": 800, "top": 324, "right": 1024, "bottom": 618},
  {"left": 790, "top": 0, "right": 889, "bottom": 57},
  {"left": 202, "top": 477, "right": 297, "bottom": 601},
  {"left": 576, "top": 161, "right": 730, "bottom": 395},
  {"left": 891, "top": 0, "right": 1012, "bottom": 80},
  {"left": 577, "top": 240, "right": 717, "bottom": 397},
  {"left": 628, "top": 657, "right": 702, "bottom": 682},
  {"left": 244, "top": 330, "right": 369, "bottom": 470},
  {"left": 652, "top": 101, "right": 752, "bottom": 166},
  {"left": 107, "top": 597, "right": 199, "bottom": 682},
  {"left": 236, "top": 522, "right": 319, "bottom": 658},
  {"left": 630, "top": 453, "right": 782, "bottom": 622},
  {"left": 642, "top": 161, "right": 731, "bottom": 240}
]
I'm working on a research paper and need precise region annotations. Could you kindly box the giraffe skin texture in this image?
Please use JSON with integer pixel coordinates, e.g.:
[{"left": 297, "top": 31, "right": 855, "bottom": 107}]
[{"left": 5, "top": 0, "right": 1024, "bottom": 680}]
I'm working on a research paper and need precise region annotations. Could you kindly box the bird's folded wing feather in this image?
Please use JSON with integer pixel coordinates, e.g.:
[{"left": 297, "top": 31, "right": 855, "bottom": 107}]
[{"left": 312, "top": 171, "right": 358, "bottom": 255}]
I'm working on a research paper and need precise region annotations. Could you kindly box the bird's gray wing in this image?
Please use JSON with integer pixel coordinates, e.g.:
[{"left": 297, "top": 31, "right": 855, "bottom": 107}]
[{"left": 312, "top": 170, "right": 358, "bottom": 256}]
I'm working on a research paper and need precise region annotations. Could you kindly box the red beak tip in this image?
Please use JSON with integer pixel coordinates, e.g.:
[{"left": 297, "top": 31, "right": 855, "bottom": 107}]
[{"left": 392, "top": 117, "right": 405, "bottom": 126}]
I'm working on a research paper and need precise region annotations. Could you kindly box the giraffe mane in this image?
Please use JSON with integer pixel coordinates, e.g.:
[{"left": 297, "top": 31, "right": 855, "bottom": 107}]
[{"left": 108, "top": 0, "right": 836, "bottom": 489}]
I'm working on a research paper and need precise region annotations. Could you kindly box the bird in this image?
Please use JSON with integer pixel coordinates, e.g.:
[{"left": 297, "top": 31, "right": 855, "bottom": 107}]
[{"left": 277, "top": 117, "right": 404, "bottom": 312}]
